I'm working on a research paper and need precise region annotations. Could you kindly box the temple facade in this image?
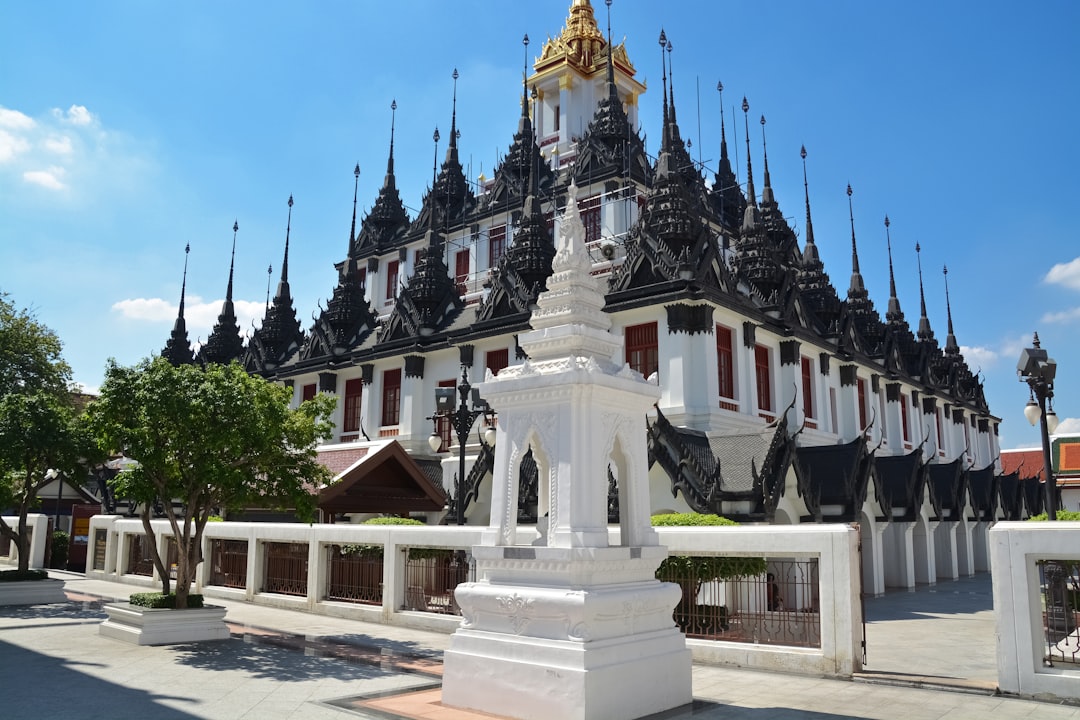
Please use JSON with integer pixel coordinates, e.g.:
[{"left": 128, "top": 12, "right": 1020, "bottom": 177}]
[{"left": 164, "top": 0, "right": 1016, "bottom": 593}]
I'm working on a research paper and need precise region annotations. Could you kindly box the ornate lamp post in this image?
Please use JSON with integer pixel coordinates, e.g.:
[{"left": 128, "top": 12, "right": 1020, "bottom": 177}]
[
  {"left": 1018, "top": 332, "right": 1060, "bottom": 519},
  {"left": 428, "top": 349, "right": 496, "bottom": 525}
]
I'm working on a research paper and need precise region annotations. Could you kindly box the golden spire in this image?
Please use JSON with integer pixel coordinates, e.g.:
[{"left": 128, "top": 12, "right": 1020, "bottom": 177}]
[{"left": 537, "top": 0, "right": 606, "bottom": 73}]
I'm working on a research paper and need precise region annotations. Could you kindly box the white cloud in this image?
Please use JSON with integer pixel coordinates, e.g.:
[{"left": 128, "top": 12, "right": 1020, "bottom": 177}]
[
  {"left": 112, "top": 297, "right": 178, "bottom": 322},
  {"left": 959, "top": 344, "right": 998, "bottom": 371},
  {"left": 0, "top": 129, "right": 31, "bottom": 162},
  {"left": 23, "top": 167, "right": 66, "bottom": 190},
  {"left": 0, "top": 107, "right": 35, "bottom": 130},
  {"left": 1041, "top": 307, "right": 1080, "bottom": 325},
  {"left": 43, "top": 135, "right": 73, "bottom": 155},
  {"left": 111, "top": 296, "right": 265, "bottom": 342},
  {"left": 1045, "top": 257, "right": 1080, "bottom": 291},
  {"left": 1055, "top": 417, "right": 1080, "bottom": 435},
  {"left": 53, "top": 104, "right": 94, "bottom": 126}
]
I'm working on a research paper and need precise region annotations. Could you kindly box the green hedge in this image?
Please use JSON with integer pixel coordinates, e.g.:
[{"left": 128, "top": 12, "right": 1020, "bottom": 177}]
[
  {"left": 652, "top": 513, "right": 769, "bottom": 581},
  {"left": 128, "top": 592, "right": 205, "bottom": 609},
  {"left": 340, "top": 516, "right": 430, "bottom": 559},
  {"left": 50, "top": 530, "right": 70, "bottom": 569},
  {"left": 1028, "top": 510, "right": 1080, "bottom": 522},
  {"left": 0, "top": 569, "right": 48, "bottom": 582}
]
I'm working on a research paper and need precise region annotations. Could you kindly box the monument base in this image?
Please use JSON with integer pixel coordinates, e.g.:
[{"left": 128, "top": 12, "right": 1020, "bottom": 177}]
[{"left": 442, "top": 545, "right": 692, "bottom": 720}]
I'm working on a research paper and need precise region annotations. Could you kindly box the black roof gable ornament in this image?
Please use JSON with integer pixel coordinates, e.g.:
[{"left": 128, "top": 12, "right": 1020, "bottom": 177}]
[
  {"left": 162, "top": 242, "right": 195, "bottom": 366},
  {"left": 795, "top": 146, "right": 841, "bottom": 332},
  {"left": 199, "top": 221, "right": 246, "bottom": 365},
  {"left": 245, "top": 195, "right": 305, "bottom": 375},
  {"left": 353, "top": 100, "right": 410, "bottom": 258}
]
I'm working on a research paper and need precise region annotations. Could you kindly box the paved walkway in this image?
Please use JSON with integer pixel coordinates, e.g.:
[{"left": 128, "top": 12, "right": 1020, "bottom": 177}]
[{"left": 1, "top": 571, "right": 1077, "bottom": 719}]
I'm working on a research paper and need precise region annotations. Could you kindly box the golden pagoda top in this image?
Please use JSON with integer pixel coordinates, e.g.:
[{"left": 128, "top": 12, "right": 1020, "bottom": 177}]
[{"left": 535, "top": 0, "right": 636, "bottom": 78}]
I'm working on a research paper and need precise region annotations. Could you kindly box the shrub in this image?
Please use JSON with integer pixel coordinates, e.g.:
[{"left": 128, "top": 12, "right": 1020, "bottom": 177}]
[
  {"left": 128, "top": 592, "right": 204, "bottom": 609},
  {"left": 50, "top": 530, "right": 69, "bottom": 569},
  {"left": 0, "top": 569, "right": 48, "bottom": 582},
  {"left": 1028, "top": 510, "right": 1080, "bottom": 522},
  {"left": 345, "top": 516, "right": 449, "bottom": 560},
  {"left": 652, "top": 513, "right": 768, "bottom": 582},
  {"left": 362, "top": 517, "right": 424, "bottom": 526}
]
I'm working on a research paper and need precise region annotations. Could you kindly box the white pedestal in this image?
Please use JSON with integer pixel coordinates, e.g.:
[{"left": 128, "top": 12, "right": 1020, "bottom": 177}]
[
  {"left": 443, "top": 545, "right": 692, "bottom": 720},
  {"left": 99, "top": 603, "right": 230, "bottom": 645},
  {"left": 0, "top": 578, "right": 68, "bottom": 606}
]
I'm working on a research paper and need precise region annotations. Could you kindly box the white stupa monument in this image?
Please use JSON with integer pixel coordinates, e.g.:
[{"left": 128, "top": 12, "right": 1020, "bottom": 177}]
[{"left": 441, "top": 181, "right": 692, "bottom": 720}]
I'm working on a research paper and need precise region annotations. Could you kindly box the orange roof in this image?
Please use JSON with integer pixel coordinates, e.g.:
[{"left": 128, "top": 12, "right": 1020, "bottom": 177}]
[{"left": 1000, "top": 449, "right": 1044, "bottom": 481}]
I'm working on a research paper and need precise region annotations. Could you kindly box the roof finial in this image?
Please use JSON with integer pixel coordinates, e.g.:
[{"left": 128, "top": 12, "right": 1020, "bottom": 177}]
[
  {"left": 916, "top": 242, "right": 933, "bottom": 340},
  {"left": 885, "top": 215, "right": 902, "bottom": 321},
  {"left": 226, "top": 221, "right": 238, "bottom": 302},
  {"left": 944, "top": 264, "right": 959, "bottom": 353},
  {"left": 760, "top": 114, "right": 774, "bottom": 206},
  {"left": 666, "top": 39, "right": 676, "bottom": 126},
  {"left": 801, "top": 145, "right": 816, "bottom": 251},
  {"left": 348, "top": 164, "right": 360, "bottom": 247},
  {"left": 265, "top": 263, "right": 272, "bottom": 312},
  {"left": 659, "top": 28, "right": 668, "bottom": 128},
  {"left": 742, "top": 97, "right": 755, "bottom": 205},
  {"left": 448, "top": 68, "right": 459, "bottom": 157},
  {"left": 1033, "top": 331, "right": 1041, "bottom": 349},
  {"left": 282, "top": 195, "right": 293, "bottom": 283},
  {"left": 387, "top": 99, "right": 397, "bottom": 177},
  {"left": 431, "top": 126, "right": 441, "bottom": 230},
  {"left": 604, "top": 0, "right": 616, "bottom": 93},
  {"left": 522, "top": 33, "right": 531, "bottom": 120},
  {"left": 718, "top": 81, "right": 728, "bottom": 165},
  {"left": 179, "top": 242, "right": 190, "bottom": 318},
  {"left": 847, "top": 183, "right": 865, "bottom": 294}
]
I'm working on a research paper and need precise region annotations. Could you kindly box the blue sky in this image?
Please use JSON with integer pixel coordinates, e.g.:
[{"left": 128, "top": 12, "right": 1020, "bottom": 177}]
[{"left": 2, "top": 1, "right": 1078, "bottom": 450}]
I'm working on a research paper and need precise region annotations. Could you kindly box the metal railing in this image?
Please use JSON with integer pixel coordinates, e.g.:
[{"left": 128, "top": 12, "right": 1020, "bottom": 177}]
[
  {"left": 1038, "top": 559, "right": 1080, "bottom": 666},
  {"left": 209, "top": 539, "right": 248, "bottom": 589},
  {"left": 262, "top": 542, "right": 308, "bottom": 596},
  {"left": 656, "top": 558, "right": 821, "bottom": 648},
  {"left": 401, "top": 548, "right": 472, "bottom": 615},
  {"left": 325, "top": 544, "right": 383, "bottom": 605}
]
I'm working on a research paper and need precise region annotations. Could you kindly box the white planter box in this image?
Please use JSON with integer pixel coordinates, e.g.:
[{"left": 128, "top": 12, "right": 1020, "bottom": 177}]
[
  {"left": 99, "top": 603, "right": 230, "bottom": 645},
  {"left": 0, "top": 578, "right": 68, "bottom": 606}
]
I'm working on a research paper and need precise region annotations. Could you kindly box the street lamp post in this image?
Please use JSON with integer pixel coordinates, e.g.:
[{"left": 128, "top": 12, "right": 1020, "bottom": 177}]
[
  {"left": 428, "top": 358, "right": 496, "bottom": 525},
  {"left": 1018, "top": 332, "right": 1060, "bottom": 520}
]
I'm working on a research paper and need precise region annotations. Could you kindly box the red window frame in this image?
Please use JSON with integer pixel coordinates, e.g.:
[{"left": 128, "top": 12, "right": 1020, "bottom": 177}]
[
  {"left": 381, "top": 368, "right": 401, "bottom": 427},
  {"left": 900, "top": 393, "right": 911, "bottom": 444},
  {"left": 857, "top": 378, "right": 868, "bottom": 431},
  {"left": 625, "top": 322, "right": 659, "bottom": 380},
  {"left": 301, "top": 383, "right": 317, "bottom": 402},
  {"left": 343, "top": 378, "right": 363, "bottom": 433},
  {"left": 716, "top": 325, "right": 736, "bottom": 410},
  {"left": 801, "top": 356, "right": 815, "bottom": 420},
  {"left": 435, "top": 379, "right": 455, "bottom": 451},
  {"left": 486, "top": 348, "right": 509, "bottom": 377},
  {"left": 385, "top": 260, "right": 399, "bottom": 301},
  {"left": 356, "top": 267, "right": 367, "bottom": 294},
  {"left": 489, "top": 225, "right": 507, "bottom": 266},
  {"left": 455, "top": 248, "right": 470, "bottom": 295},
  {"left": 754, "top": 346, "right": 772, "bottom": 413},
  {"left": 580, "top": 194, "right": 602, "bottom": 244}
]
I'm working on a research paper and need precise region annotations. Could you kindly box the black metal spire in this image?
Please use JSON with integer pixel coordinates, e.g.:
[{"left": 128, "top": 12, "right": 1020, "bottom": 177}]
[
  {"left": 760, "top": 114, "right": 774, "bottom": 206},
  {"left": 162, "top": 243, "right": 194, "bottom": 366},
  {"left": 718, "top": 82, "right": 729, "bottom": 168},
  {"left": 801, "top": 146, "right": 818, "bottom": 262},
  {"left": 659, "top": 29, "right": 668, "bottom": 128},
  {"left": 265, "top": 263, "right": 272, "bottom": 312},
  {"left": 387, "top": 99, "right": 397, "bottom": 179},
  {"left": 447, "top": 68, "right": 459, "bottom": 164},
  {"left": 742, "top": 97, "right": 755, "bottom": 206},
  {"left": 348, "top": 164, "right": 360, "bottom": 248},
  {"left": 847, "top": 183, "right": 866, "bottom": 297},
  {"left": 282, "top": 194, "right": 293, "bottom": 283},
  {"left": 885, "top": 215, "right": 904, "bottom": 322},
  {"left": 916, "top": 242, "right": 934, "bottom": 341},
  {"left": 667, "top": 38, "right": 677, "bottom": 129},
  {"left": 944, "top": 264, "right": 959, "bottom": 355},
  {"left": 199, "top": 221, "right": 245, "bottom": 365}
]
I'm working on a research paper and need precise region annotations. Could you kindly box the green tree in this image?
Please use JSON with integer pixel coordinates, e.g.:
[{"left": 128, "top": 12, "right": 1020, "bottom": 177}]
[
  {"left": 0, "top": 393, "right": 87, "bottom": 571},
  {"left": 0, "top": 295, "right": 82, "bottom": 573},
  {"left": 89, "top": 357, "right": 334, "bottom": 609}
]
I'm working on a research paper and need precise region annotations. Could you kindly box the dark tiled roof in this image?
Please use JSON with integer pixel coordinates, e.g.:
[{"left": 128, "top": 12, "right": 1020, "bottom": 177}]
[
  {"left": 927, "top": 458, "right": 965, "bottom": 521},
  {"left": 874, "top": 449, "right": 928, "bottom": 522}
]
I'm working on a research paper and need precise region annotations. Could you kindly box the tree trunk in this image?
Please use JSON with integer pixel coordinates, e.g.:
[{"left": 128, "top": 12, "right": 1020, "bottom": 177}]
[
  {"left": 15, "top": 500, "right": 31, "bottom": 573},
  {"left": 139, "top": 508, "right": 170, "bottom": 596}
]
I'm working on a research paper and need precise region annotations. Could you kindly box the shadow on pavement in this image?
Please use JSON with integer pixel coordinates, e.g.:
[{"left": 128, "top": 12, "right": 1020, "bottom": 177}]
[
  {"left": 864, "top": 574, "right": 993, "bottom": 622},
  {"left": 0, "top": 638, "right": 202, "bottom": 720}
]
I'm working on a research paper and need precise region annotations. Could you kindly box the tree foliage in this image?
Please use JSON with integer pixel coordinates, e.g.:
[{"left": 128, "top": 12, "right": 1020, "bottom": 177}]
[
  {"left": 89, "top": 357, "right": 335, "bottom": 608},
  {"left": 651, "top": 513, "right": 769, "bottom": 599},
  {"left": 0, "top": 295, "right": 84, "bottom": 572}
]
